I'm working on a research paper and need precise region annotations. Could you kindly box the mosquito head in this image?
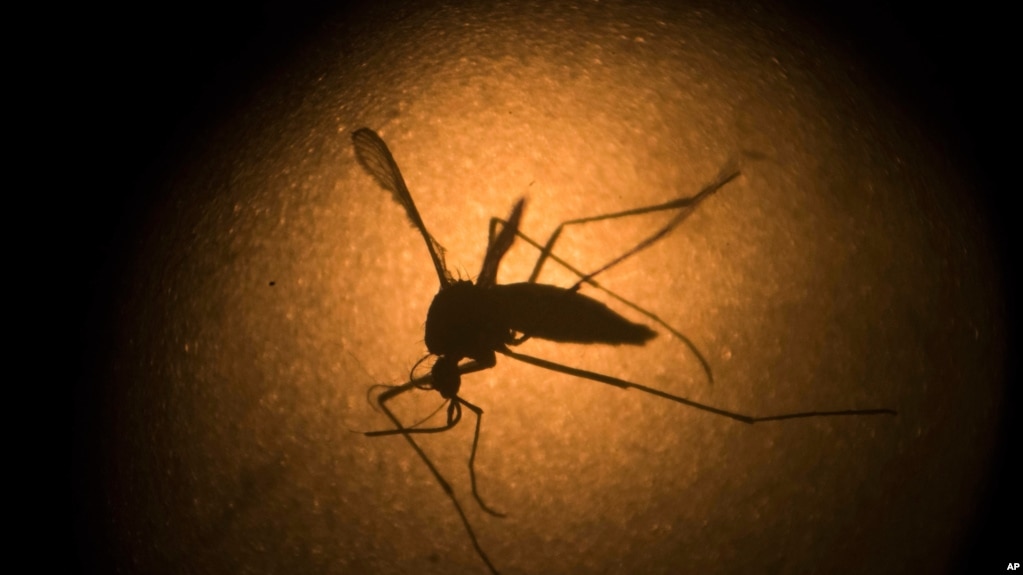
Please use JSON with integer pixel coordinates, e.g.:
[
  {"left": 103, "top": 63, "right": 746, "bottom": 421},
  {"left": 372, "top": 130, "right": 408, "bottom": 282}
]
[{"left": 431, "top": 355, "right": 462, "bottom": 399}]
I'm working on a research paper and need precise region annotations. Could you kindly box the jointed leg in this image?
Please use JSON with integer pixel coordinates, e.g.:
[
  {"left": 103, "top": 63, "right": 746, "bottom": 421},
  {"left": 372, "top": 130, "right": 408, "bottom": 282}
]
[
  {"left": 458, "top": 396, "right": 506, "bottom": 517},
  {"left": 363, "top": 367, "right": 501, "bottom": 574},
  {"left": 365, "top": 379, "right": 463, "bottom": 437},
  {"left": 527, "top": 165, "right": 740, "bottom": 286},
  {"left": 499, "top": 347, "right": 897, "bottom": 423},
  {"left": 494, "top": 223, "right": 716, "bottom": 380},
  {"left": 487, "top": 167, "right": 741, "bottom": 383},
  {"left": 369, "top": 386, "right": 504, "bottom": 517}
]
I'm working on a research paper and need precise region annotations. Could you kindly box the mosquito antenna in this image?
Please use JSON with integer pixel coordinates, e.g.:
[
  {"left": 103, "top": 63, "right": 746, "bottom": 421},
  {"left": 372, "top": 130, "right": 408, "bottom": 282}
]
[
  {"left": 365, "top": 383, "right": 392, "bottom": 413},
  {"left": 352, "top": 128, "right": 453, "bottom": 288},
  {"left": 409, "top": 353, "right": 434, "bottom": 390}
]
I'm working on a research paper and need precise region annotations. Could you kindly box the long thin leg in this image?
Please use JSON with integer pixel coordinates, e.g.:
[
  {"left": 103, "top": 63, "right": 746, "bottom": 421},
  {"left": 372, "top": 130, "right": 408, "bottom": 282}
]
[
  {"left": 530, "top": 164, "right": 740, "bottom": 286},
  {"left": 499, "top": 347, "right": 897, "bottom": 422},
  {"left": 457, "top": 397, "right": 507, "bottom": 517},
  {"left": 368, "top": 391, "right": 505, "bottom": 516},
  {"left": 364, "top": 394, "right": 462, "bottom": 436},
  {"left": 492, "top": 216, "right": 716, "bottom": 381},
  {"left": 483, "top": 165, "right": 734, "bottom": 285},
  {"left": 364, "top": 370, "right": 501, "bottom": 574},
  {"left": 488, "top": 169, "right": 736, "bottom": 384}
]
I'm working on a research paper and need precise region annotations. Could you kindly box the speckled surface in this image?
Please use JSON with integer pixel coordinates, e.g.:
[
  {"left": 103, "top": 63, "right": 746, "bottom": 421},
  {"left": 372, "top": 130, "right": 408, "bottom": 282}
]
[{"left": 90, "top": 2, "right": 1004, "bottom": 574}]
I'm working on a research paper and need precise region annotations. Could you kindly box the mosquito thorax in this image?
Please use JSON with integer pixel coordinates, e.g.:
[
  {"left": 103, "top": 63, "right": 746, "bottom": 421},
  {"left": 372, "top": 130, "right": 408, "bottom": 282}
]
[{"left": 425, "top": 280, "right": 507, "bottom": 361}]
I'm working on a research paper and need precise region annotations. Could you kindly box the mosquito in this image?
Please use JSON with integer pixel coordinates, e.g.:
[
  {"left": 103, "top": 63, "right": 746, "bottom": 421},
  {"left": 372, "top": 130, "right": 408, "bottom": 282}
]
[{"left": 351, "top": 127, "right": 896, "bottom": 574}]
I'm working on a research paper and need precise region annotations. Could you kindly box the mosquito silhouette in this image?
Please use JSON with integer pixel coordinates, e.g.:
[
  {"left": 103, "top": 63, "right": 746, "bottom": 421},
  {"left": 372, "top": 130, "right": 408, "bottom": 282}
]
[{"left": 351, "top": 127, "right": 896, "bottom": 574}]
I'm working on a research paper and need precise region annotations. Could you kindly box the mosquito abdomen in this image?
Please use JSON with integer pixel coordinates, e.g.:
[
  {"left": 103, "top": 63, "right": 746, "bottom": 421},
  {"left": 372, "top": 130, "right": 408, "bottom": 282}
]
[{"left": 493, "top": 283, "right": 656, "bottom": 345}]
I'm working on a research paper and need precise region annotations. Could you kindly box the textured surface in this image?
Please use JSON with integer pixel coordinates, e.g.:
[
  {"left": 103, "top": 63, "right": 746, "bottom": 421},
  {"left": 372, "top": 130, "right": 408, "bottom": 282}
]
[{"left": 87, "top": 1, "right": 1005, "bottom": 574}]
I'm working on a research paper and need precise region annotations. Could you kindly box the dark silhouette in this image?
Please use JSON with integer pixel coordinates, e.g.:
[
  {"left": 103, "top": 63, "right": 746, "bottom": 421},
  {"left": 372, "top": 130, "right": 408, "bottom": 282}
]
[{"left": 351, "top": 128, "right": 896, "bottom": 574}]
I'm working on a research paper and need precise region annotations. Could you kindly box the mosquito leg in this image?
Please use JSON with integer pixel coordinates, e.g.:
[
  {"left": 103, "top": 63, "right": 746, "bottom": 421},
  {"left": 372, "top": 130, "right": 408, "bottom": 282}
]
[
  {"left": 364, "top": 376, "right": 501, "bottom": 574},
  {"left": 489, "top": 219, "right": 715, "bottom": 381},
  {"left": 455, "top": 396, "right": 507, "bottom": 518},
  {"left": 489, "top": 194, "right": 732, "bottom": 385},
  {"left": 487, "top": 165, "right": 739, "bottom": 383},
  {"left": 529, "top": 164, "right": 740, "bottom": 286},
  {"left": 365, "top": 358, "right": 493, "bottom": 436},
  {"left": 500, "top": 347, "right": 897, "bottom": 422},
  {"left": 363, "top": 400, "right": 462, "bottom": 436},
  {"left": 364, "top": 362, "right": 503, "bottom": 572},
  {"left": 364, "top": 376, "right": 464, "bottom": 437}
]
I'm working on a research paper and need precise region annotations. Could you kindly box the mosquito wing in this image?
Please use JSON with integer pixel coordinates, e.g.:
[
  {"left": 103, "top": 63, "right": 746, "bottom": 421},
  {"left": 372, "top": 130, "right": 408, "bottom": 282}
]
[
  {"left": 352, "top": 128, "right": 452, "bottom": 288},
  {"left": 477, "top": 198, "right": 524, "bottom": 288}
]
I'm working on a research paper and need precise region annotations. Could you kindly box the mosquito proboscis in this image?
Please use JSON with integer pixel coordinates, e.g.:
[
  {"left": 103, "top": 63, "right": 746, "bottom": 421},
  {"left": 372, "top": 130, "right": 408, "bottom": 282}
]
[{"left": 351, "top": 127, "right": 896, "bottom": 574}]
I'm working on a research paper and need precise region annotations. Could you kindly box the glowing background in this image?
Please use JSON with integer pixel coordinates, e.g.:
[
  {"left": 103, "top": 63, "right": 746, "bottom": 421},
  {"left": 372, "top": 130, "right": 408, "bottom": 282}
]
[{"left": 85, "top": 2, "right": 1006, "bottom": 574}]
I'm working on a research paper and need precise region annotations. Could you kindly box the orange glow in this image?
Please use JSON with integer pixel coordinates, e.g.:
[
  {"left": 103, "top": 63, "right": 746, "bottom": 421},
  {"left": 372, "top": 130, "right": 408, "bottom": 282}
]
[{"left": 94, "top": 2, "right": 1004, "bottom": 575}]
